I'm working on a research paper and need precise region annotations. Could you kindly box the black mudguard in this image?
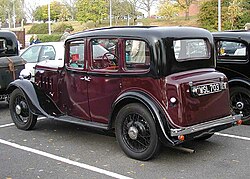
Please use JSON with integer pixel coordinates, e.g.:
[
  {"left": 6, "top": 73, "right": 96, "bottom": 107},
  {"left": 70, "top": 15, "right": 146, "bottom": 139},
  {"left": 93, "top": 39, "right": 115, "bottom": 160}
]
[
  {"left": 112, "top": 91, "right": 176, "bottom": 146},
  {"left": 7, "top": 79, "right": 62, "bottom": 118}
]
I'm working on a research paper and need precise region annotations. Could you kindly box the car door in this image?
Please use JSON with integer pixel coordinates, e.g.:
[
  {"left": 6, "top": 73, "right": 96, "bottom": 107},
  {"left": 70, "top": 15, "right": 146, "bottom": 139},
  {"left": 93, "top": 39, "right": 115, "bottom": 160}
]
[
  {"left": 87, "top": 38, "right": 122, "bottom": 124},
  {"left": 61, "top": 39, "right": 91, "bottom": 120}
]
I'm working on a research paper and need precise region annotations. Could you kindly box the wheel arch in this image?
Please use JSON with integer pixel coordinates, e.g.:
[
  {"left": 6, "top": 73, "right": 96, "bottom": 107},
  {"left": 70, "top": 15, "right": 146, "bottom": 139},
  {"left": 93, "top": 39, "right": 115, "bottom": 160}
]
[
  {"left": 228, "top": 78, "right": 250, "bottom": 89},
  {"left": 7, "top": 79, "right": 62, "bottom": 118},
  {"left": 110, "top": 91, "right": 175, "bottom": 145}
]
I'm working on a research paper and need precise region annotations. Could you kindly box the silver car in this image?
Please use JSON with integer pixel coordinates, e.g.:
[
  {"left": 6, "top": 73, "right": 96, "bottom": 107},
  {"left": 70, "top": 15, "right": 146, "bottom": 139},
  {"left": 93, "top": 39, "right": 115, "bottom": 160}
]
[{"left": 20, "top": 42, "right": 64, "bottom": 76}]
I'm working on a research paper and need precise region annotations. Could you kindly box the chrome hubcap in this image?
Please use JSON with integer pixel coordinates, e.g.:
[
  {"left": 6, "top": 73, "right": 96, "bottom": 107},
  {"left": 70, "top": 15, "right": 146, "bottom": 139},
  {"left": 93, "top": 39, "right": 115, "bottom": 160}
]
[
  {"left": 15, "top": 104, "right": 22, "bottom": 115},
  {"left": 128, "top": 126, "right": 138, "bottom": 140},
  {"left": 236, "top": 102, "right": 244, "bottom": 110}
]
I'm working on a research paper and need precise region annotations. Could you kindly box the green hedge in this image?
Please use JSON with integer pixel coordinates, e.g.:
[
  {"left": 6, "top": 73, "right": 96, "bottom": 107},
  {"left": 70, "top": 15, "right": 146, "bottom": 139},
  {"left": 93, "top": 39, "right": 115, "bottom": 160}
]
[
  {"left": 53, "top": 23, "right": 74, "bottom": 33},
  {"left": 30, "top": 34, "right": 62, "bottom": 42},
  {"left": 28, "top": 23, "right": 49, "bottom": 34}
]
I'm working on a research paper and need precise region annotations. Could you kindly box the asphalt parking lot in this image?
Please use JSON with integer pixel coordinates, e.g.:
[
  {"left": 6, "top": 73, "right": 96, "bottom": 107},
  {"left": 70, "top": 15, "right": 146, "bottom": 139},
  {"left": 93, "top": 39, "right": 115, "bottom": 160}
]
[{"left": 0, "top": 101, "right": 250, "bottom": 179}]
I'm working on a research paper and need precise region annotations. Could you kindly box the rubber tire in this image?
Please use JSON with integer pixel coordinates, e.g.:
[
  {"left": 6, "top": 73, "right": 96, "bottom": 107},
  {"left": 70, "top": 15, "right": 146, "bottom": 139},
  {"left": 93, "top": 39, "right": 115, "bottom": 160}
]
[
  {"left": 230, "top": 87, "right": 250, "bottom": 123},
  {"left": 9, "top": 88, "right": 37, "bottom": 130},
  {"left": 115, "top": 103, "right": 160, "bottom": 161}
]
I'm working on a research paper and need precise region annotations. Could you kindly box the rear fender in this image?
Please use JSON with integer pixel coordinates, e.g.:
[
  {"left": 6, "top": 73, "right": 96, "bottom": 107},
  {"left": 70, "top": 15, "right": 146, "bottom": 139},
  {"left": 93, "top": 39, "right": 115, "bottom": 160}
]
[
  {"left": 7, "top": 79, "right": 62, "bottom": 118},
  {"left": 229, "top": 78, "right": 250, "bottom": 88},
  {"left": 111, "top": 91, "right": 175, "bottom": 146}
]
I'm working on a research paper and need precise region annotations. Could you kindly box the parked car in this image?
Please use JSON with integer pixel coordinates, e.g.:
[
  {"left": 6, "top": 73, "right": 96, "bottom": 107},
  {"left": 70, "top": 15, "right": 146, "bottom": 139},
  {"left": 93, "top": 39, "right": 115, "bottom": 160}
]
[
  {"left": 0, "top": 30, "right": 25, "bottom": 101},
  {"left": 20, "top": 42, "right": 64, "bottom": 77},
  {"left": 213, "top": 31, "right": 250, "bottom": 122},
  {"left": 8, "top": 26, "right": 242, "bottom": 160}
]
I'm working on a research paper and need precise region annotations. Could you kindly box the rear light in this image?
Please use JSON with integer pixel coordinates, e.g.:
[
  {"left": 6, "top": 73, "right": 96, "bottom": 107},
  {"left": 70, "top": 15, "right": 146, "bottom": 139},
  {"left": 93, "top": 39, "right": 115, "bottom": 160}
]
[
  {"left": 236, "top": 120, "right": 243, "bottom": 125},
  {"left": 178, "top": 135, "right": 185, "bottom": 141}
]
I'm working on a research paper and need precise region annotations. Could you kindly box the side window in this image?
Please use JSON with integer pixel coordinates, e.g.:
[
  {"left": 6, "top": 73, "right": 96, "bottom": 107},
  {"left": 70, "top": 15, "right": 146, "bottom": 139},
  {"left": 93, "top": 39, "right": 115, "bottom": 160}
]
[
  {"left": 0, "top": 39, "right": 6, "bottom": 51},
  {"left": 68, "top": 40, "right": 85, "bottom": 68},
  {"left": 216, "top": 40, "right": 247, "bottom": 62},
  {"left": 21, "top": 45, "right": 42, "bottom": 63},
  {"left": 125, "top": 39, "right": 150, "bottom": 70},
  {"left": 91, "top": 38, "right": 119, "bottom": 70},
  {"left": 39, "top": 45, "right": 56, "bottom": 61}
]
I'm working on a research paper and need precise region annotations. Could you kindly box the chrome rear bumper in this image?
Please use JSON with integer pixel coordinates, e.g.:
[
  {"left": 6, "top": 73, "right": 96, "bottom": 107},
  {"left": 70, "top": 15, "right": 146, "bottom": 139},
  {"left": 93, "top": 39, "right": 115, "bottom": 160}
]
[{"left": 170, "top": 114, "right": 242, "bottom": 137}]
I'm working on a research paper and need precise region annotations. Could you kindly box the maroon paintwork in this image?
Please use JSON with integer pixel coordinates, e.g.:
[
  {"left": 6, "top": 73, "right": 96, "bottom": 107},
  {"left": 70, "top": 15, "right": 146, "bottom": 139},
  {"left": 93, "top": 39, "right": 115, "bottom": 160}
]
[
  {"left": 35, "top": 64, "right": 230, "bottom": 128},
  {"left": 32, "top": 26, "right": 241, "bottom": 147}
]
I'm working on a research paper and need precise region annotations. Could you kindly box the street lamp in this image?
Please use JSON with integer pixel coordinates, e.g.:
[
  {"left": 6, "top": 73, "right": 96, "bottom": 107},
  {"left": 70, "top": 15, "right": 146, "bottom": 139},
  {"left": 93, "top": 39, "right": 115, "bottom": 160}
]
[
  {"left": 48, "top": 0, "right": 51, "bottom": 35},
  {"left": 218, "top": 0, "right": 221, "bottom": 31},
  {"left": 12, "top": 0, "right": 16, "bottom": 28},
  {"left": 109, "top": 0, "right": 112, "bottom": 27}
]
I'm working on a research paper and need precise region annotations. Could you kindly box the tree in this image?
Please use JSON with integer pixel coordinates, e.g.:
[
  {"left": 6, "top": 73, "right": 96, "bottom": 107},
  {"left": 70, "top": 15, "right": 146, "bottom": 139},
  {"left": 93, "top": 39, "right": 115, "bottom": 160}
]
[
  {"left": 227, "top": 0, "right": 243, "bottom": 30},
  {"left": 33, "top": 5, "right": 48, "bottom": 22},
  {"left": 76, "top": 0, "right": 108, "bottom": 25},
  {"left": 23, "top": 1, "right": 39, "bottom": 22},
  {"left": 176, "top": 0, "right": 196, "bottom": 20},
  {"left": 138, "top": 0, "right": 158, "bottom": 18},
  {"left": 112, "top": 0, "right": 130, "bottom": 24},
  {"left": 198, "top": 0, "right": 250, "bottom": 31},
  {"left": 61, "top": 0, "right": 77, "bottom": 20},
  {"left": 126, "top": 0, "right": 141, "bottom": 24},
  {"left": 0, "top": 0, "right": 25, "bottom": 27},
  {"left": 157, "top": 0, "right": 180, "bottom": 19},
  {"left": 33, "top": 1, "right": 70, "bottom": 22}
]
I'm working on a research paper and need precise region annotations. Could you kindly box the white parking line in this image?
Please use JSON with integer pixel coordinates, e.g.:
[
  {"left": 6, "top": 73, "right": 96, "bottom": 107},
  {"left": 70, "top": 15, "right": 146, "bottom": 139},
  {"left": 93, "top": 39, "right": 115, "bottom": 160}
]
[
  {"left": 0, "top": 123, "right": 15, "bottom": 128},
  {"left": 0, "top": 117, "right": 46, "bottom": 128},
  {"left": 0, "top": 138, "right": 133, "bottom": 179},
  {"left": 215, "top": 132, "right": 250, "bottom": 141}
]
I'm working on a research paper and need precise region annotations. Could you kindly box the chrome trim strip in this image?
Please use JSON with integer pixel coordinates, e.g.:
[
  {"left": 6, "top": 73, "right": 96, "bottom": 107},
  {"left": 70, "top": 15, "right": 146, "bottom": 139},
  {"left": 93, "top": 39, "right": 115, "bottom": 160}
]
[{"left": 170, "top": 114, "right": 242, "bottom": 137}]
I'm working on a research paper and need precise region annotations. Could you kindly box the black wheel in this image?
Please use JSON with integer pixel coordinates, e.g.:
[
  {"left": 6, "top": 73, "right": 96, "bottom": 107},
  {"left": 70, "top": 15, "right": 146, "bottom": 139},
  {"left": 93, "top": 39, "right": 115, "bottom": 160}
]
[
  {"left": 9, "top": 89, "right": 37, "bottom": 130},
  {"left": 115, "top": 103, "right": 160, "bottom": 160},
  {"left": 230, "top": 87, "right": 250, "bottom": 123},
  {"left": 195, "top": 133, "right": 213, "bottom": 141}
]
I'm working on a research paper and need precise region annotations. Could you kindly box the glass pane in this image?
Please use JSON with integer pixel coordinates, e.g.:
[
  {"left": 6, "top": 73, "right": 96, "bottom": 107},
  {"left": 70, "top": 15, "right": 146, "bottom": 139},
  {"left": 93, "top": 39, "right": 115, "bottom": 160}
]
[
  {"left": 69, "top": 41, "right": 85, "bottom": 68},
  {"left": 125, "top": 40, "right": 150, "bottom": 71},
  {"left": 174, "top": 39, "right": 209, "bottom": 60},
  {"left": 91, "top": 39, "right": 118, "bottom": 70},
  {"left": 39, "top": 46, "right": 56, "bottom": 61},
  {"left": 21, "top": 46, "right": 42, "bottom": 63},
  {"left": 217, "top": 41, "right": 246, "bottom": 56}
]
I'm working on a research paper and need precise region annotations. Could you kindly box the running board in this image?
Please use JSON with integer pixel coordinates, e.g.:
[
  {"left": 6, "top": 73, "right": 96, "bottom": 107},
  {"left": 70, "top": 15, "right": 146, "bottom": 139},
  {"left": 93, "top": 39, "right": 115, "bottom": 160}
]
[{"left": 52, "top": 115, "right": 109, "bottom": 130}]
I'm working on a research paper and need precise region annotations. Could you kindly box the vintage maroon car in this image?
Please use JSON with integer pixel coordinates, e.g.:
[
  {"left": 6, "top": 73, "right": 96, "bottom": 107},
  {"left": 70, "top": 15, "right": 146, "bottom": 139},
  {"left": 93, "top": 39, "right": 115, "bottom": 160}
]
[{"left": 7, "top": 26, "right": 242, "bottom": 160}]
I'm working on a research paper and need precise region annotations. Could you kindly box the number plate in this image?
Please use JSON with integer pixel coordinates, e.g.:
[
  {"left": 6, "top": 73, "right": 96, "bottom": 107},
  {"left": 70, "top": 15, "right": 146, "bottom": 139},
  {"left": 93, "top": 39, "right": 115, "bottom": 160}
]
[{"left": 191, "top": 82, "right": 224, "bottom": 96}]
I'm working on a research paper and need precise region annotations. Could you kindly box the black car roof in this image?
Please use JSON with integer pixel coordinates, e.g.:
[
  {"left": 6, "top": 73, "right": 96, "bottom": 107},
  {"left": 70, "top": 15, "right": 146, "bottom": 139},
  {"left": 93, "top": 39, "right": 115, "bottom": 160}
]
[
  {"left": 0, "top": 30, "right": 17, "bottom": 39},
  {"left": 212, "top": 31, "right": 250, "bottom": 43},
  {"left": 69, "top": 26, "right": 213, "bottom": 41}
]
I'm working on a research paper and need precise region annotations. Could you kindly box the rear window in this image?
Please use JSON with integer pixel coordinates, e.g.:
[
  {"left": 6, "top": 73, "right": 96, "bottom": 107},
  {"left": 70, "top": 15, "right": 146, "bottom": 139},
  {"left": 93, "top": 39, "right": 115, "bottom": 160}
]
[{"left": 174, "top": 39, "right": 210, "bottom": 61}]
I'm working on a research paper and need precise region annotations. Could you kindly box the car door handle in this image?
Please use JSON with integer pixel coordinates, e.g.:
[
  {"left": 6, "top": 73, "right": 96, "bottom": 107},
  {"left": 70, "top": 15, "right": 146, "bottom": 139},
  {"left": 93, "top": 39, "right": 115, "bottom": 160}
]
[{"left": 80, "top": 76, "right": 91, "bottom": 82}]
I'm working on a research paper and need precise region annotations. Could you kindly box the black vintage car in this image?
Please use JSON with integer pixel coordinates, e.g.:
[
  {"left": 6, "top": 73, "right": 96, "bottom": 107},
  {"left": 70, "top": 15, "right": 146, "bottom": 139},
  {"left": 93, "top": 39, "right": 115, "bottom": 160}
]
[
  {"left": 213, "top": 31, "right": 250, "bottom": 122},
  {"left": 0, "top": 30, "right": 25, "bottom": 101}
]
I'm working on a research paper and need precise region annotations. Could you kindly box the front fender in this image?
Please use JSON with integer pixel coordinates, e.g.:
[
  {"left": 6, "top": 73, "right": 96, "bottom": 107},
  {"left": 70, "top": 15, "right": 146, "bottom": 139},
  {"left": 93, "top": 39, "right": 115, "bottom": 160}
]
[
  {"left": 7, "top": 79, "right": 62, "bottom": 118},
  {"left": 112, "top": 91, "right": 175, "bottom": 146}
]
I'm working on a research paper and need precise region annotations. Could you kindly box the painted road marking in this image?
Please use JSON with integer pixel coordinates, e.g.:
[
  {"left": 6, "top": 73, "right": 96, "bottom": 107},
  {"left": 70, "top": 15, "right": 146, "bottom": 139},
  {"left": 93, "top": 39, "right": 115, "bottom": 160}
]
[
  {"left": 0, "top": 139, "right": 133, "bottom": 179},
  {"left": 0, "top": 117, "right": 46, "bottom": 128},
  {"left": 0, "top": 122, "right": 15, "bottom": 128},
  {"left": 215, "top": 132, "right": 250, "bottom": 141}
]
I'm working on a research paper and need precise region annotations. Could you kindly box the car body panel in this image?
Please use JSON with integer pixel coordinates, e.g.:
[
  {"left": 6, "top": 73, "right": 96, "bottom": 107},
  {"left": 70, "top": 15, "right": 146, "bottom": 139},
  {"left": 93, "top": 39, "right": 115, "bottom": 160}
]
[
  {"left": 213, "top": 31, "right": 250, "bottom": 120},
  {"left": 10, "top": 26, "right": 241, "bottom": 147}
]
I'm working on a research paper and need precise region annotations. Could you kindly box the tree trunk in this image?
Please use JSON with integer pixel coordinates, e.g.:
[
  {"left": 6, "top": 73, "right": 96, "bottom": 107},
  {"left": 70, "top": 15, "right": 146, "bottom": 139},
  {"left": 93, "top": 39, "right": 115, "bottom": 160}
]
[{"left": 185, "top": 7, "right": 189, "bottom": 20}]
